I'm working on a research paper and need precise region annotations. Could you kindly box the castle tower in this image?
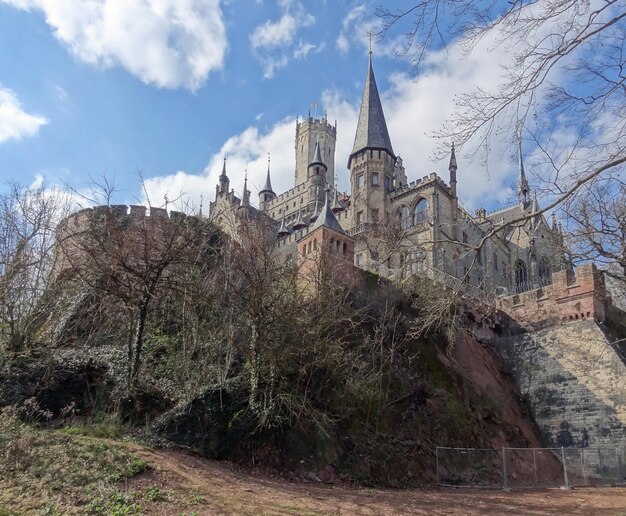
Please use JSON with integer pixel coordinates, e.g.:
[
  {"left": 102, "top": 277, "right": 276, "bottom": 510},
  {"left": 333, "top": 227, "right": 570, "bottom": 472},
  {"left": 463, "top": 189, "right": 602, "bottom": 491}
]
[
  {"left": 259, "top": 156, "right": 276, "bottom": 211},
  {"left": 307, "top": 140, "right": 328, "bottom": 217},
  {"left": 298, "top": 190, "right": 355, "bottom": 288},
  {"left": 295, "top": 114, "right": 336, "bottom": 187},
  {"left": 348, "top": 51, "right": 396, "bottom": 228}
]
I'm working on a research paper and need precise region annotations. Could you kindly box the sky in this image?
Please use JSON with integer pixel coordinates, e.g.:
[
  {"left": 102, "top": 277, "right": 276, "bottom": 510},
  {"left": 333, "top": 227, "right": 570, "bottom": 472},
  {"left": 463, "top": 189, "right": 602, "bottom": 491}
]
[{"left": 0, "top": 0, "right": 527, "bottom": 213}]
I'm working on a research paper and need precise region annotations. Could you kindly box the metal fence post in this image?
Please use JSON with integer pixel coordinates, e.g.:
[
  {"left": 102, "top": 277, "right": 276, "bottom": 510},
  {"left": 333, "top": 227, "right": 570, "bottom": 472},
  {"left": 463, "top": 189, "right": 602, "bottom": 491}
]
[
  {"left": 502, "top": 447, "right": 510, "bottom": 491},
  {"left": 561, "top": 447, "right": 570, "bottom": 489},
  {"left": 616, "top": 448, "right": 621, "bottom": 485},
  {"left": 533, "top": 449, "right": 538, "bottom": 486},
  {"left": 436, "top": 447, "right": 440, "bottom": 485},
  {"left": 467, "top": 448, "right": 473, "bottom": 486},
  {"left": 581, "top": 449, "right": 587, "bottom": 486}
]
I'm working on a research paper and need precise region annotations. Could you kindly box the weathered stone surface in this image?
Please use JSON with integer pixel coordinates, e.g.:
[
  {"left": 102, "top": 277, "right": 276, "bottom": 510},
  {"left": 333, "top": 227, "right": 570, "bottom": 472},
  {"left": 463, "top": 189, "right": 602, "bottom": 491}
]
[{"left": 495, "top": 319, "right": 626, "bottom": 449}]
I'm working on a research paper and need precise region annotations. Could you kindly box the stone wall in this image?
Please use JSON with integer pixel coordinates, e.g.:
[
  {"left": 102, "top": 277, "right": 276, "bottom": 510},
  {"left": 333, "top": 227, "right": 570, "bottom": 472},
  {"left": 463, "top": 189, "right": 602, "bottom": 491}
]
[{"left": 495, "top": 320, "right": 626, "bottom": 449}]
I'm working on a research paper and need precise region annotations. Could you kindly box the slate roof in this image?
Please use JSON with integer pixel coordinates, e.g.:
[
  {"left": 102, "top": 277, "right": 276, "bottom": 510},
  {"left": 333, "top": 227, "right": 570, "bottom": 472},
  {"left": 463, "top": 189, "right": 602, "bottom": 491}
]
[
  {"left": 349, "top": 55, "right": 395, "bottom": 165},
  {"left": 309, "top": 190, "right": 348, "bottom": 236}
]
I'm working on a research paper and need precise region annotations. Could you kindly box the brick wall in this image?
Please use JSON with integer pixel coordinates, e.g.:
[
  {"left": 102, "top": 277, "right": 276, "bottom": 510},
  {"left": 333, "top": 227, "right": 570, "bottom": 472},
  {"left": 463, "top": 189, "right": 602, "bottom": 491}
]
[{"left": 496, "top": 263, "right": 611, "bottom": 330}]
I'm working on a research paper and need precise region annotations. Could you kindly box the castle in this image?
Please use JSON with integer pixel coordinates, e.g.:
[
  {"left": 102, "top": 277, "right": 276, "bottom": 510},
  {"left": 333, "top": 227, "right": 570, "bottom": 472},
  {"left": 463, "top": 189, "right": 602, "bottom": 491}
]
[
  {"left": 51, "top": 53, "right": 624, "bottom": 452},
  {"left": 208, "top": 52, "right": 567, "bottom": 297}
]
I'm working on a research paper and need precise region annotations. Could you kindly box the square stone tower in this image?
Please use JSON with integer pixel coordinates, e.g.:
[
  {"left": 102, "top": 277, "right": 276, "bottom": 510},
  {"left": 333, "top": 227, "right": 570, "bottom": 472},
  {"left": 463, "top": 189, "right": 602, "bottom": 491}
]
[{"left": 294, "top": 115, "right": 336, "bottom": 187}]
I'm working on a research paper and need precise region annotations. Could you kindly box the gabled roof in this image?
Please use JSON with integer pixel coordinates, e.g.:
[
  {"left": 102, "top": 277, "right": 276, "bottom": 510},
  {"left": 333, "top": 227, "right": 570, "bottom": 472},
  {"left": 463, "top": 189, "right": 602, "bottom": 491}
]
[{"left": 349, "top": 55, "right": 395, "bottom": 166}]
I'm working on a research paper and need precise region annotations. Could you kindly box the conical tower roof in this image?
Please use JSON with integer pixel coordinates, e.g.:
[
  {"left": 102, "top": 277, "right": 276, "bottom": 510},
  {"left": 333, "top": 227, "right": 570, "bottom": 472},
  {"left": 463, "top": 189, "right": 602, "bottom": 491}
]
[
  {"left": 292, "top": 202, "right": 307, "bottom": 230},
  {"left": 309, "top": 140, "right": 326, "bottom": 170},
  {"left": 349, "top": 54, "right": 395, "bottom": 166},
  {"left": 277, "top": 211, "right": 291, "bottom": 237},
  {"left": 259, "top": 156, "right": 274, "bottom": 194},
  {"left": 309, "top": 189, "right": 348, "bottom": 236},
  {"left": 331, "top": 187, "right": 344, "bottom": 214},
  {"left": 219, "top": 158, "right": 228, "bottom": 179}
]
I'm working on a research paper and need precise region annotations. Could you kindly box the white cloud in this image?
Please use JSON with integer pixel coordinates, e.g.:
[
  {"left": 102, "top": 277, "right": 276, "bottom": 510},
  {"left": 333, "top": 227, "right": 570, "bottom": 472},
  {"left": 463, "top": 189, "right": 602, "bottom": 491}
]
[
  {"left": 144, "top": 3, "right": 576, "bottom": 214},
  {"left": 0, "top": 86, "right": 48, "bottom": 144},
  {"left": 2, "top": 0, "right": 227, "bottom": 90},
  {"left": 249, "top": 0, "right": 316, "bottom": 78},
  {"left": 336, "top": 4, "right": 403, "bottom": 58}
]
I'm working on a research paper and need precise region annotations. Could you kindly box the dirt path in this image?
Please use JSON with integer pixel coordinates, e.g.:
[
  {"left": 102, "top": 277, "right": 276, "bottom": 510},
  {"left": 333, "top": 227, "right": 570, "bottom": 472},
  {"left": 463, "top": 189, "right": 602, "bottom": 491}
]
[{"left": 127, "top": 444, "right": 626, "bottom": 515}]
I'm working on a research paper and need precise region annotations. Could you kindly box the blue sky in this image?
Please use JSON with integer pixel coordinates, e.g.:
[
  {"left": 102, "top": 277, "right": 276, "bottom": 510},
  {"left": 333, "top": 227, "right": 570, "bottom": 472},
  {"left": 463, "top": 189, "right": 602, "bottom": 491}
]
[{"left": 0, "top": 0, "right": 525, "bottom": 211}]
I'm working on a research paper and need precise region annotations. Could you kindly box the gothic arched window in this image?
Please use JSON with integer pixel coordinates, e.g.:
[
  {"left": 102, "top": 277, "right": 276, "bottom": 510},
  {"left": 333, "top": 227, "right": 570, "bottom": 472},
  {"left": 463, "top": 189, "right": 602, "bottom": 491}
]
[
  {"left": 539, "top": 257, "right": 552, "bottom": 286},
  {"left": 413, "top": 198, "right": 429, "bottom": 225},
  {"left": 514, "top": 259, "right": 528, "bottom": 293}
]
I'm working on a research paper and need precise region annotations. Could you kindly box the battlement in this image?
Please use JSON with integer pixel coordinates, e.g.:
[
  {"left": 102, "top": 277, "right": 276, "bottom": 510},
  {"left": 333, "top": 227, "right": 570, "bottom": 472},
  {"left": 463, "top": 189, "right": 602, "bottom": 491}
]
[
  {"left": 296, "top": 116, "right": 337, "bottom": 135},
  {"left": 389, "top": 172, "right": 450, "bottom": 200},
  {"left": 497, "top": 264, "right": 612, "bottom": 328},
  {"left": 60, "top": 205, "right": 193, "bottom": 231}
]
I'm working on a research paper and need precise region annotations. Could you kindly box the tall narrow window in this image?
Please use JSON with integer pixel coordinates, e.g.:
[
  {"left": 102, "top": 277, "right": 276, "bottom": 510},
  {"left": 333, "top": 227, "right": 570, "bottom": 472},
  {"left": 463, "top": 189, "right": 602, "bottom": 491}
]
[
  {"left": 357, "top": 174, "right": 364, "bottom": 188},
  {"left": 372, "top": 172, "right": 380, "bottom": 186},
  {"left": 413, "top": 198, "right": 430, "bottom": 224}
]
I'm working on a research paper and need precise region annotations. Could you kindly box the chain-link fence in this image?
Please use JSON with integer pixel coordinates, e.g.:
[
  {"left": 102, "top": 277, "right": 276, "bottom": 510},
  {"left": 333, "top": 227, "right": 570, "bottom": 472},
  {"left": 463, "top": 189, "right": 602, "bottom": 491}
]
[{"left": 436, "top": 446, "right": 626, "bottom": 490}]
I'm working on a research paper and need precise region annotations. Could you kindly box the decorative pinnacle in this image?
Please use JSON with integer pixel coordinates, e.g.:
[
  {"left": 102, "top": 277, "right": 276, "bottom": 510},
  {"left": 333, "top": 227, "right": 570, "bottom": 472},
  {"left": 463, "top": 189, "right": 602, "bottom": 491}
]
[{"left": 367, "top": 30, "right": 374, "bottom": 55}]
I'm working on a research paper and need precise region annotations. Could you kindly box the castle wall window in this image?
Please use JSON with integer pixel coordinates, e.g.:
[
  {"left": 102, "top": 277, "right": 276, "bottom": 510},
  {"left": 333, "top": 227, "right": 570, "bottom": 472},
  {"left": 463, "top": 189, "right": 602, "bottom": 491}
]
[
  {"left": 371, "top": 209, "right": 379, "bottom": 222},
  {"left": 514, "top": 259, "right": 528, "bottom": 293},
  {"left": 357, "top": 174, "right": 364, "bottom": 188},
  {"left": 493, "top": 253, "right": 498, "bottom": 271},
  {"left": 539, "top": 257, "right": 552, "bottom": 286},
  {"left": 356, "top": 253, "right": 363, "bottom": 267},
  {"left": 343, "top": 242, "right": 347, "bottom": 256},
  {"left": 413, "top": 198, "right": 429, "bottom": 225},
  {"left": 462, "top": 231, "right": 468, "bottom": 244},
  {"left": 372, "top": 172, "right": 380, "bottom": 186},
  {"left": 356, "top": 211, "right": 363, "bottom": 225}
]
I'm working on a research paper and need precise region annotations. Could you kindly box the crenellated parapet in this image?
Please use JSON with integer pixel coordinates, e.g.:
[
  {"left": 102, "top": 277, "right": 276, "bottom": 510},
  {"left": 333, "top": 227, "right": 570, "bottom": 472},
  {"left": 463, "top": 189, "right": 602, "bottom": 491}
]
[
  {"left": 53, "top": 205, "right": 201, "bottom": 280},
  {"left": 497, "top": 263, "right": 612, "bottom": 329}
]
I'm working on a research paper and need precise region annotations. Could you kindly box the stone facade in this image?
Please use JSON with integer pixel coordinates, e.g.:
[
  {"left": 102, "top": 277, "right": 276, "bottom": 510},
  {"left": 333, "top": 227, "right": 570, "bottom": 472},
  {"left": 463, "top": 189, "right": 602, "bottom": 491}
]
[{"left": 208, "top": 53, "right": 566, "bottom": 295}]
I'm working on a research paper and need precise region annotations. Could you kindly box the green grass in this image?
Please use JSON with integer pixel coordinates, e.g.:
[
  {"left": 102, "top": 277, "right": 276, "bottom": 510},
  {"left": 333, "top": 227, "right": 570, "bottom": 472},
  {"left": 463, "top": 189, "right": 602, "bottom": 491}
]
[{"left": 0, "top": 413, "right": 149, "bottom": 514}]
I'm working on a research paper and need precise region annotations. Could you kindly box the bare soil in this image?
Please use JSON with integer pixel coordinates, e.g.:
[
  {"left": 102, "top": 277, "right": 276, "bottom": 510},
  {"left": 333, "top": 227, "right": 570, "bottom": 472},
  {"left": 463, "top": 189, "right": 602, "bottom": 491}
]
[{"left": 129, "top": 444, "right": 626, "bottom": 515}]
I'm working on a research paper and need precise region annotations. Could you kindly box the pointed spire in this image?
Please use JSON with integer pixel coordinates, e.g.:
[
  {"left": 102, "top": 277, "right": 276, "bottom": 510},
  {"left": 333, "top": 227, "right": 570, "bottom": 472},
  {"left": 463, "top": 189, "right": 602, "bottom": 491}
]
[
  {"left": 331, "top": 185, "right": 344, "bottom": 214},
  {"left": 292, "top": 199, "right": 307, "bottom": 230},
  {"left": 449, "top": 142, "right": 458, "bottom": 197},
  {"left": 449, "top": 143, "right": 458, "bottom": 171},
  {"left": 309, "top": 188, "right": 348, "bottom": 236},
  {"left": 260, "top": 154, "right": 274, "bottom": 195},
  {"left": 348, "top": 52, "right": 395, "bottom": 167},
  {"left": 277, "top": 211, "right": 291, "bottom": 237},
  {"left": 241, "top": 173, "right": 250, "bottom": 207},
  {"left": 218, "top": 157, "right": 230, "bottom": 194},
  {"left": 517, "top": 129, "right": 529, "bottom": 205}
]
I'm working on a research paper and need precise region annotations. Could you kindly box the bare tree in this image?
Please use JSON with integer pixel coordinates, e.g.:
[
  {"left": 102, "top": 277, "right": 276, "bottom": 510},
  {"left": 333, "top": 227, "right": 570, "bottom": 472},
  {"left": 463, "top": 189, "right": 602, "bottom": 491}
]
[
  {"left": 375, "top": 0, "right": 626, "bottom": 300},
  {"left": 56, "top": 202, "right": 218, "bottom": 393},
  {"left": 0, "top": 182, "right": 72, "bottom": 352}
]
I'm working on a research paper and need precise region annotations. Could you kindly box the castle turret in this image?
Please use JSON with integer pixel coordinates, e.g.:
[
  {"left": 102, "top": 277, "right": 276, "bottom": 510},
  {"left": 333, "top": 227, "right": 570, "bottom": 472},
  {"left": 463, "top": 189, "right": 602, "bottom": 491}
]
[
  {"left": 259, "top": 156, "right": 276, "bottom": 210},
  {"left": 348, "top": 50, "right": 396, "bottom": 232},
  {"left": 307, "top": 140, "right": 327, "bottom": 216},
  {"left": 218, "top": 158, "right": 230, "bottom": 195},
  {"left": 241, "top": 174, "right": 251, "bottom": 208}
]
